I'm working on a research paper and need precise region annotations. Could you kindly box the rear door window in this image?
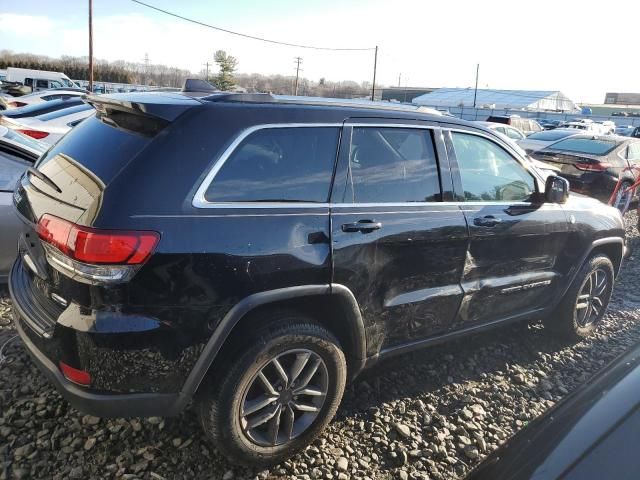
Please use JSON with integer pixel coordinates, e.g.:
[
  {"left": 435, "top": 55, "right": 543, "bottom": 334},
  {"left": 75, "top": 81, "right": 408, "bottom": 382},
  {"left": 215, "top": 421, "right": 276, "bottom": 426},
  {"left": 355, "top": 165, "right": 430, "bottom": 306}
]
[
  {"left": 341, "top": 127, "right": 441, "bottom": 203},
  {"left": 36, "top": 79, "right": 48, "bottom": 89},
  {"left": 204, "top": 127, "right": 340, "bottom": 203}
]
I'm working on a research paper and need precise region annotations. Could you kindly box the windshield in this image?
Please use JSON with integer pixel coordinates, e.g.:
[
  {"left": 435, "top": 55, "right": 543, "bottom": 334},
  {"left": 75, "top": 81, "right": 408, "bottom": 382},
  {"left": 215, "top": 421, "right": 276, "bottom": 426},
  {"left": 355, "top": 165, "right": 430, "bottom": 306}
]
[
  {"left": 528, "top": 130, "right": 577, "bottom": 141},
  {"left": 35, "top": 103, "right": 92, "bottom": 122},
  {"left": 548, "top": 137, "right": 619, "bottom": 155}
]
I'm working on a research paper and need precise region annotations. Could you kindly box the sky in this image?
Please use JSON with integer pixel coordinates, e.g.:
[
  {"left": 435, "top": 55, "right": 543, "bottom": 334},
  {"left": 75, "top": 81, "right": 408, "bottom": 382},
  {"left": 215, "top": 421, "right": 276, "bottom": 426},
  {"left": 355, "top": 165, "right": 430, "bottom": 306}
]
[{"left": 1, "top": 0, "right": 638, "bottom": 103}]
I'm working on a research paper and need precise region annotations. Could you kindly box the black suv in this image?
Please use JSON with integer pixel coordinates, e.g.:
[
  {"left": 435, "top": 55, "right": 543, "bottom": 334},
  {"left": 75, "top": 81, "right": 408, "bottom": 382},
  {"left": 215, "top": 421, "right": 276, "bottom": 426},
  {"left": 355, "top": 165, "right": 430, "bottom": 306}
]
[{"left": 9, "top": 92, "right": 626, "bottom": 466}]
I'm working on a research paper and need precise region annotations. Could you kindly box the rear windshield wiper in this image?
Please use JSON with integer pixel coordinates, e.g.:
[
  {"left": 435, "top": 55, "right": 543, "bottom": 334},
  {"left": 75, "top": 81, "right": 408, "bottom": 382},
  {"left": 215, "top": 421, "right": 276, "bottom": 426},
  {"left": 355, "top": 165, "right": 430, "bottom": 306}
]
[{"left": 26, "top": 167, "right": 62, "bottom": 193}]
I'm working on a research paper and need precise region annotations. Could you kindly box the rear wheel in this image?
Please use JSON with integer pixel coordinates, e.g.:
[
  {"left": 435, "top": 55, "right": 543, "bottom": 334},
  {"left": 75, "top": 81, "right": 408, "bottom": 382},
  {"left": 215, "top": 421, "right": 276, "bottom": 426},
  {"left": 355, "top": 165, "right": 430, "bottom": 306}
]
[
  {"left": 544, "top": 254, "right": 614, "bottom": 340},
  {"left": 197, "top": 314, "right": 347, "bottom": 467}
]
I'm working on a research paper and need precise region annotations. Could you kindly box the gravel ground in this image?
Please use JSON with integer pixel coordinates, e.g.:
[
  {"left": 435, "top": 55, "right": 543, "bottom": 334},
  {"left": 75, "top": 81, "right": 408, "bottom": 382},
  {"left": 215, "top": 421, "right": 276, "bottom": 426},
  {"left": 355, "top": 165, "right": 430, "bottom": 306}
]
[{"left": 2, "top": 213, "right": 640, "bottom": 480}]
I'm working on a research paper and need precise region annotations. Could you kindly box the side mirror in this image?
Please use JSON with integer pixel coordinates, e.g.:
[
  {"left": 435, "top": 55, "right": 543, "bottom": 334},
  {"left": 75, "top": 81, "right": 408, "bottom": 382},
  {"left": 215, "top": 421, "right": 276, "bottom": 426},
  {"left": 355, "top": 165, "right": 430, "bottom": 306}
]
[{"left": 545, "top": 175, "right": 569, "bottom": 204}]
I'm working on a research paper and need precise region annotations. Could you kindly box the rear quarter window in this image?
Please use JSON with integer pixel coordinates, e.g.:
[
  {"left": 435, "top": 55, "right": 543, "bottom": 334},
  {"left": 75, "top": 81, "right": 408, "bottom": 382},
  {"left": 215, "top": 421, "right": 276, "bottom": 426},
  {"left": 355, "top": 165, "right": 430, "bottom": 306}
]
[{"left": 204, "top": 126, "right": 340, "bottom": 203}]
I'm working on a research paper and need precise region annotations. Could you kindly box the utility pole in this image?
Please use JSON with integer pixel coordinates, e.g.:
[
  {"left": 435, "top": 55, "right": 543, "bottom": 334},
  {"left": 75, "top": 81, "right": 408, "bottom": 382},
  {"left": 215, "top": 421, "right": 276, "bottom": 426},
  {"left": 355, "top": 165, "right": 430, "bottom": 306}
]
[
  {"left": 473, "top": 63, "right": 480, "bottom": 108},
  {"left": 398, "top": 73, "right": 401, "bottom": 87},
  {"left": 88, "top": 0, "right": 93, "bottom": 92},
  {"left": 203, "top": 61, "right": 211, "bottom": 81},
  {"left": 293, "top": 56, "right": 302, "bottom": 96},
  {"left": 143, "top": 53, "right": 150, "bottom": 86},
  {"left": 370, "top": 45, "right": 378, "bottom": 101}
]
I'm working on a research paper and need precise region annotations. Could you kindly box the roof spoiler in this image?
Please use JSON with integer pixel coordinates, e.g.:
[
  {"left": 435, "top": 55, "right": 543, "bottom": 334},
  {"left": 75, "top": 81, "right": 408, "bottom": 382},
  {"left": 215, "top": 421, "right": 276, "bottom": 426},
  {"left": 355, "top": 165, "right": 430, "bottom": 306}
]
[{"left": 83, "top": 93, "right": 199, "bottom": 122}]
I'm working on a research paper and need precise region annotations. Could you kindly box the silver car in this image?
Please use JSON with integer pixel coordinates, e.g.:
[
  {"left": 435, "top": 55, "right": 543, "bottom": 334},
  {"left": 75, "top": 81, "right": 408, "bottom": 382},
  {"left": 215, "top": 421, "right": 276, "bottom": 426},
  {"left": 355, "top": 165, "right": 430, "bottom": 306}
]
[{"left": 0, "top": 126, "right": 46, "bottom": 281}]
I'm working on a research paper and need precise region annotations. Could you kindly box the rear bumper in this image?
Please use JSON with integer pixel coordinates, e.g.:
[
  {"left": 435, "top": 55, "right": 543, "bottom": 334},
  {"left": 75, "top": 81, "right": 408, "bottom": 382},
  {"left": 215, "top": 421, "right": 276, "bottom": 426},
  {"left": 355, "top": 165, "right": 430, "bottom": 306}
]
[
  {"left": 8, "top": 260, "right": 186, "bottom": 418},
  {"left": 11, "top": 308, "right": 181, "bottom": 417}
]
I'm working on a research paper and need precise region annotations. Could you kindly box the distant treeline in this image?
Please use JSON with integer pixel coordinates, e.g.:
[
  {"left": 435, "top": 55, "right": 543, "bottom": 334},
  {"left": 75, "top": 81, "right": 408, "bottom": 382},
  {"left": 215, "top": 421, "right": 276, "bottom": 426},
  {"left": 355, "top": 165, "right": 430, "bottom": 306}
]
[{"left": 0, "top": 50, "right": 191, "bottom": 87}]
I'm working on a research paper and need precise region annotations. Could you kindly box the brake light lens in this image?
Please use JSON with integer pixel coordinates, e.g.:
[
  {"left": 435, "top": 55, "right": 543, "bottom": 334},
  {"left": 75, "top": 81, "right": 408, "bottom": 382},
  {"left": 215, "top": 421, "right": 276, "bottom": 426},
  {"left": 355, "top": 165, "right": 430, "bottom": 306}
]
[
  {"left": 37, "top": 214, "right": 159, "bottom": 265},
  {"left": 59, "top": 361, "right": 91, "bottom": 386},
  {"left": 575, "top": 161, "right": 612, "bottom": 172},
  {"left": 16, "top": 129, "right": 49, "bottom": 140},
  {"left": 8, "top": 101, "right": 27, "bottom": 108}
]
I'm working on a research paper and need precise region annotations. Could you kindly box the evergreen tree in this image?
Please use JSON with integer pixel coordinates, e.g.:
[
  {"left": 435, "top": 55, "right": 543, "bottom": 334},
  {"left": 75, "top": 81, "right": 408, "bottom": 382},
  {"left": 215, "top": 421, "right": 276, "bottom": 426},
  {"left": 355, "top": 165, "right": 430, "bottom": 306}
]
[{"left": 212, "top": 50, "right": 237, "bottom": 91}]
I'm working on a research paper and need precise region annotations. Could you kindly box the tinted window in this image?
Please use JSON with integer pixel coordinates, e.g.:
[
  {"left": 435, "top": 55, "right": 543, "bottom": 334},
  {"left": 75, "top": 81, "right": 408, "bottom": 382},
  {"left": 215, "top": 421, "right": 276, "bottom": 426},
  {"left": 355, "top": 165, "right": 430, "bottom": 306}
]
[
  {"left": 36, "top": 104, "right": 92, "bottom": 122},
  {"left": 505, "top": 127, "right": 524, "bottom": 140},
  {"left": 36, "top": 114, "right": 152, "bottom": 185},
  {"left": 343, "top": 127, "right": 440, "bottom": 203},
  {"left": 452, "top": 132, "right": 535, "bottom": 202},
  {"left": 549, "top": 137, "right": 619, "bottom": 155},
  {"left": 42, "top": 94, "right": 62, "bottom": 101},
  {"left": 36, "top": 79, "right": 48, "bottom": 88},
  {"left": 204, "top": 127, "right": 339, "bottom": 203}
]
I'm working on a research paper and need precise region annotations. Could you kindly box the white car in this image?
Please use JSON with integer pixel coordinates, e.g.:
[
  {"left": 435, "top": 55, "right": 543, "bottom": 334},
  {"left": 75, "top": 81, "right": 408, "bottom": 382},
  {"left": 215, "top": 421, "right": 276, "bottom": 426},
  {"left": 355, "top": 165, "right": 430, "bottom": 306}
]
[
  {"left": 3, "top": 103, "right": 94, "bottom": 145},
  {"left": 4, "top": 88, "right": 88, "bottom": 109},
  {"left": 517, "top": 128, "right": 581, "bottom": 154},
  {"left": 475, "top": 121, "right": 526, "bottom": 142}
]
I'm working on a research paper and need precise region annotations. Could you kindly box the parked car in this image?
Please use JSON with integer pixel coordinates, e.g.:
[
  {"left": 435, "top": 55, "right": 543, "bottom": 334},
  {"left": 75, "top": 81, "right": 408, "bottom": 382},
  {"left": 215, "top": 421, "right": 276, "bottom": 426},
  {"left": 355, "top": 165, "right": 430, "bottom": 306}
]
[
  {"left": 475, "top": 121, "right": 526, "bottom": 141},
  {"left": 517, "top": 128, "right": 581, "bottom": 153},
  {"left": 3, "top": 88, "right": 88, "bottom": 109},
  {"left": 0, "top": 126, "right": 47, "bottom": 282},
  {"left": 4, "top": 67, "right": 79, "bottom": 92},
  {"left": 615, "top": 125, "right": 636, "bottom": 136},
  {"left": 563, "top": 119, "right": 611, "bottom": 135},
  {"left": 480, "top": 126, "right": 561, "bottom": 179},
  {"left": 537, "top": 119, "right": 564, "bottom": 130},
  {"left": 2, "top": 103, "right": 94, "bottom": 143},
  {"left": 486, "top": 115, "right": 543, "bottom": 135},
  {"left": 531, "top": 135, "right": 640, "bottom": 203},
  {"left": 10, "top": 92, "right": 625, "bottom": 466},
  {"left": 466, "top": 342, "right": 640, "bottom": 480},
  {"left": 0, "top": 97, "right": 84, "bottom": 122}
]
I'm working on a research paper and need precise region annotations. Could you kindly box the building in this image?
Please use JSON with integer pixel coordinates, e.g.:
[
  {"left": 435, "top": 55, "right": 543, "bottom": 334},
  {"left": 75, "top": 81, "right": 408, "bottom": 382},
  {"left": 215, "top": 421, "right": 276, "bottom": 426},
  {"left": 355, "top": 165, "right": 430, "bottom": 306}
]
[
  {"left": 604, "top": 92, "right": 640, "bottom": 106},
  {"left": 412, "top": 88, "right": 577, "bottom": 112},
  {"left": 380, "top": 87, "right": 436, "bottom": 103}
]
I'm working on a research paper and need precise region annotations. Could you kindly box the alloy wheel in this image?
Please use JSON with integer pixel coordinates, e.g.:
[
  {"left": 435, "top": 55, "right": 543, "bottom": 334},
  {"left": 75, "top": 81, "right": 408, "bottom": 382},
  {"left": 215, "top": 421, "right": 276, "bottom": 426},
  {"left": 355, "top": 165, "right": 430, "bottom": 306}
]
[
  {"left": 575, "top": 268, "right": 609, "bottom": 327},
  {"left": 239, "top": 349, "right": 329, "bottom": 447}
]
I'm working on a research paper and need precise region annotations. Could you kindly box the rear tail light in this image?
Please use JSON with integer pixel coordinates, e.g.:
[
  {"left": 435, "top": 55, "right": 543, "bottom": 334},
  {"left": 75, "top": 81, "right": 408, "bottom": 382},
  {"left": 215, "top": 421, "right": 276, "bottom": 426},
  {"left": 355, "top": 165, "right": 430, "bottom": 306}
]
[
  {"left": 37, "top": 214, "right": 160, "bottom": 283},
  {"left": 575, "top": 161, "right": 612, "bottom": 172},
  {"left": 59, "top": 361, "right": 91, "bottom": 386},
  {"left": 8, "top": 101, "right": 27, "bottom": 108},
  {"left": 16, "top": 129, "right": 49, "bottom": 140}
]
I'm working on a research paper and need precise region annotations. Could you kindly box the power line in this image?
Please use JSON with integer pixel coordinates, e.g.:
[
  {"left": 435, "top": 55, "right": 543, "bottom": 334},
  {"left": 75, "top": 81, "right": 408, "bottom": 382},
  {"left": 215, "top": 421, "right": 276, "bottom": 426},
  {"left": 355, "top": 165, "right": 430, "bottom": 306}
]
[{"left": 131, "top": 0, "right": 374, "bottom": 51}]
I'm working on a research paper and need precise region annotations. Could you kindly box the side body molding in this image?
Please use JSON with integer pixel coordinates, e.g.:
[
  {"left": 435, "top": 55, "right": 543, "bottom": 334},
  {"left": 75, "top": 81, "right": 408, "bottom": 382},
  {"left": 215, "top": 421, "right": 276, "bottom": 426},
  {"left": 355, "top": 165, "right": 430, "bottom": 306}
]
[{"left": 175, "top": 283, "right": 367, "bottom": 410}]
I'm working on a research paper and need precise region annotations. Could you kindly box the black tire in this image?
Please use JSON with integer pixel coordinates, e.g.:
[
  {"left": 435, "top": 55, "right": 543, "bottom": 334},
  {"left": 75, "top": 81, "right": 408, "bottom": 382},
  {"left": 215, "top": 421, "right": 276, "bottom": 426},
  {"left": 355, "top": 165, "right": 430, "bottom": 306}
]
[
  {"left": 544, "top": 254, "right": 614, "bottom": 340},
  {"left": 197, "top": 313, "right": 347, "bottom": 467}
]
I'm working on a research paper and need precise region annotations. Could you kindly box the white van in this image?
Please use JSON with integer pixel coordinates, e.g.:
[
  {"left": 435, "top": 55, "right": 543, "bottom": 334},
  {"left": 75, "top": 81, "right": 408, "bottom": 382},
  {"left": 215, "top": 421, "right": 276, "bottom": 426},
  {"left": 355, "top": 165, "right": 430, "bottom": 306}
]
[{"left": 5, "top": 67, "right": 79, "bottom": 92}]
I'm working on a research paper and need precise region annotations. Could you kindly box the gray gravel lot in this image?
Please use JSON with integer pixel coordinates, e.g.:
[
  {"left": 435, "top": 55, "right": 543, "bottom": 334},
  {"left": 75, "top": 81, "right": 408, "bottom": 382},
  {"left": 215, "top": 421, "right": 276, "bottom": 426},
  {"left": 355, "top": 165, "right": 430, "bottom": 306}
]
[{"left": 1, "top": 213, "right": 640, "bottom": 480}]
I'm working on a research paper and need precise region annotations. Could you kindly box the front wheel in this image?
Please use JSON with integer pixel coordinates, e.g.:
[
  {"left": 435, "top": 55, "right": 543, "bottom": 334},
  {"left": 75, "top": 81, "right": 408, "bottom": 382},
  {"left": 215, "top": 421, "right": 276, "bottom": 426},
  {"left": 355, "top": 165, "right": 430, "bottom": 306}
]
[
  {"left": 544, "top": 254, "right": 614, "bottom": 340},
  {"left": 197, "top": 315, "right": 347, "bottom": 467}
]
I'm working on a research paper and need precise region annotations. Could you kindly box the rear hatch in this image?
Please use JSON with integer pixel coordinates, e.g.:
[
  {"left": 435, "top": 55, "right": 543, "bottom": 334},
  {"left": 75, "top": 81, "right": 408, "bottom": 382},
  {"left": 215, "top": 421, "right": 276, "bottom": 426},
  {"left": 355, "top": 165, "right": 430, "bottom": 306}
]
[{"left": 12, "top": 92, "right": 200, "bottom": 329}]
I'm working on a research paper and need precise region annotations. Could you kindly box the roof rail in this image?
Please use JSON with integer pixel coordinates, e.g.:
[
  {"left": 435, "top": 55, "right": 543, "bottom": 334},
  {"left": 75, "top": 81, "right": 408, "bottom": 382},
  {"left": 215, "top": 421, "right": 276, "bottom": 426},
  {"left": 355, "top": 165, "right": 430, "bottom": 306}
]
[{"left": 201, "top": 92, "right": 442, "bottom": 115}]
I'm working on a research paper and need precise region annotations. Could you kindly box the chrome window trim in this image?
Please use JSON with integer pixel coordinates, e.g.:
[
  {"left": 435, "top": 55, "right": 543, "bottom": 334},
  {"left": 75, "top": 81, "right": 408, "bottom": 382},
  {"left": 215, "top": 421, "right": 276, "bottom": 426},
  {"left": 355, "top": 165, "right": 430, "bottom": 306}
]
[
  {"left": 192, "top": 122, "right": 440, "bottom": 209},
  {"left": 192, "top": 123, "right": 343, "bottom": 209}
]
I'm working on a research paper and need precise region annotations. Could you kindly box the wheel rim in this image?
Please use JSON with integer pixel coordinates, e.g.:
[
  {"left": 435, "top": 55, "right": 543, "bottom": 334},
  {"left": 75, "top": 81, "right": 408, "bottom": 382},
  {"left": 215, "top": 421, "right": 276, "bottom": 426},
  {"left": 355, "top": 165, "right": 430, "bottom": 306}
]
[
  {"left": 239, "top": 349, "right": 329, "bottom": 447},
  {"left": 576, "top": 268, "right": 609, "bottom": 327}
]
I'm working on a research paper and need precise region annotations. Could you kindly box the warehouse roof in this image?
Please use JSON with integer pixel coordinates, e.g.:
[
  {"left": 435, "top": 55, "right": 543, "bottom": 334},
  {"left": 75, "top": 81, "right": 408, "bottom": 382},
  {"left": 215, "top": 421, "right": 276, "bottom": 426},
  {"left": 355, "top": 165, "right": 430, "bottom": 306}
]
[{"left": 412, "top": 88, "right": 576, "bottom": 111}]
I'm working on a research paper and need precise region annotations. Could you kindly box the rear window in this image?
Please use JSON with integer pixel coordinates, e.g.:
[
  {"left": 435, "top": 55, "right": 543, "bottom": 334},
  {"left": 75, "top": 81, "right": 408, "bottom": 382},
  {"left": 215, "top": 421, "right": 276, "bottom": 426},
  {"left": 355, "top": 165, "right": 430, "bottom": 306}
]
[
  {"left": 204, "top": 127, "right": 339, "bottom": 203},
  {"left": 36, "top": 104, "right": 92, "bottom": 122},
  {"left": 528, "top": 130, "right": 577, "bottom": 141},
  {"left": 548, "top": 137, "right": 619, "bottom": 155},
  {"left": 35, "top": 114, "right": 152, "bottom": 184},
  {"left": 1, "top": 98, "right": 83, "bottom": 119}
]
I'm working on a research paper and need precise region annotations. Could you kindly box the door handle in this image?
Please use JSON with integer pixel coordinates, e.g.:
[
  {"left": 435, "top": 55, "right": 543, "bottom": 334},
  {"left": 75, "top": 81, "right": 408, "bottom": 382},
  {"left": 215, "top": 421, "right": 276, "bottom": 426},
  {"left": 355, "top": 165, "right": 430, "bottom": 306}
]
[
  {"left": 341, "top": 220, "right": 382, "bottom": 233},
  {"left": 473, "top": 215, "right": 502, "bottom": 227}
]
